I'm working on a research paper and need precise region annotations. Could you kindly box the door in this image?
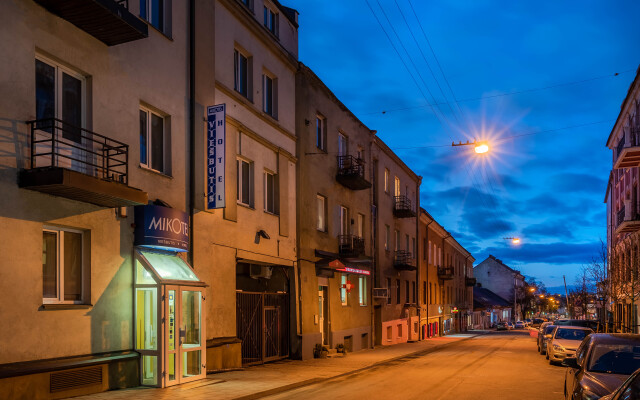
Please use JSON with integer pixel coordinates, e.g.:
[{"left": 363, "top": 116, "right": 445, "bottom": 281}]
[
  {"left": 163, "top": 285, "right": 206, "bottom": 387},
  {"left": 319, "top": 286, "right": 329, "bottom": 345},
  {"left": 264, "top": 306, "right": 279, "bottom": 361}
]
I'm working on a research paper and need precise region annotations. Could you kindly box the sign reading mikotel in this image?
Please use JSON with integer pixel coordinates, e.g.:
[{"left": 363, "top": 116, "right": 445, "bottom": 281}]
[
  {"left": 207, "top": 104, "right": 226, "bottom": 209},
  {"left": 134, "top": 205, "right": 189, "bottom": 252}
]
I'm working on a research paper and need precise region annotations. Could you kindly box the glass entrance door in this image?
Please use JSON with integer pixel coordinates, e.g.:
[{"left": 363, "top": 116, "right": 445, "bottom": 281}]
[{"left": 163, "top": 286, "right": 206, "bottom": 386}]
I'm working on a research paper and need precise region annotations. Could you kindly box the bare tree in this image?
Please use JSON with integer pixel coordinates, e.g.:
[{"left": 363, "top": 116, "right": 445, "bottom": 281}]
[{"left": 586, "top": 240, "right": 611, "bottom": 329}]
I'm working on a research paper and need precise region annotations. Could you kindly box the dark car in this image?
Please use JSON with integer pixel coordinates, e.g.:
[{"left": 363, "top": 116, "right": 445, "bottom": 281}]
[
  {"left": 564, "top": 334, "right": 640, "bottom": 400},
  {"left": 538, "top": 324, "right": 557, "bottom": 355},
  {"left": 496, "top": 321, "right": 508, "bottom": 331},
  {"left": 601, "top": 366, "right": 640, "bottom": 400},
  {"left": 555, "top": 319, "right": 602, "bottom": 332},
  {"left": 532, "top": 318, "right": 545, "bottom": 328}
]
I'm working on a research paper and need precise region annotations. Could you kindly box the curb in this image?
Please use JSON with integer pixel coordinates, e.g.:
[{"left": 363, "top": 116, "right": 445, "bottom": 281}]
[{"left": 232, "top": 331, "right": 490, "bottom": 400}]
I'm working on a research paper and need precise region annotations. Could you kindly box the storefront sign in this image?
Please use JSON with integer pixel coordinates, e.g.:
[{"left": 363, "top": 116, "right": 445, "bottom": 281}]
[
  {"left": 134, "top": 205, "right": 189, "bottom": 252},
  {"left": 207, "top": 104, "right": 226, "bottom": 209},
  {"left": 337, "top": 267, "right": 371, "bottom": 276}
]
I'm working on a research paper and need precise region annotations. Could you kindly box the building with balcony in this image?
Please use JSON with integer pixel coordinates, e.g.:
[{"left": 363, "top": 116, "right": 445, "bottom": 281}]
[
  {"left": 418, "top": 209, "right": 474, "bottom": 337},
  {"left": 474, "top": 255, "right": 525, "bottom": 321},
  {"left": 0, "top": 0, "right": 218, "bottom": 396},
  {"left": 372, "top": 139, "right": 421, "bottom": 346},
  {"left": 605, "top": 65, "right": 640, "bottom": 333},
  {"left": 295, "top": 63, "right": 374, "bottom": 360}
]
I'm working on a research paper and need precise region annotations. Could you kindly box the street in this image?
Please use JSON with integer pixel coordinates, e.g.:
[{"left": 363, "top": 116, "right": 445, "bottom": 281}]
[{"left": 267, "top": 330, "right": 564, "bottom": 400}]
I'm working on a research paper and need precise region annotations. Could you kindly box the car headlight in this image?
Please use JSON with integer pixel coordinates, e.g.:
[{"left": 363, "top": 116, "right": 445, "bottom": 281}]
[
  {"left": 553, "top": 344, "right": 562, "bottom": 350},
  {"left": 581, "top": 389, "right": 600, "bottom": 400}
]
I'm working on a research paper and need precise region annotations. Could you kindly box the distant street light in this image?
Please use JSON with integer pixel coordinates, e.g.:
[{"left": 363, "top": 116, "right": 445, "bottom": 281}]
[
  {"left": 503, "top": 237, "right": 521, "bottom": 245},
  {"left": 529, "top": 287, "right": 535, "bottom": 292}
]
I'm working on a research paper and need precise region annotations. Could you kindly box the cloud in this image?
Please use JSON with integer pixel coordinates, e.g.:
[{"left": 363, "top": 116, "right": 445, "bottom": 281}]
[
  {"left": 478, "top": 241, "right": 601, "bottom": 265},
  {"left": 522, "top": 220, "right": 575, "bottom": 240},
  {"left": 548, "top": 173, "right": 607, "bottom": 195}
]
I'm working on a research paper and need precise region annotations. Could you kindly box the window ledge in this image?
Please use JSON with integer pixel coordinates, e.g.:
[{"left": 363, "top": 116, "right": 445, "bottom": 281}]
[
  {"left": 237, "top": 202, "right": 255, "bottom": 210},
  {"left": 139, "top": 165, "right": 173, "bottom": 179},
  {"left": 40, "top": 303, "right": 93, "bottom": 310},
  {"left": 264, "top": 210, "right": 279, "bottom": 217},
  {"left": 143, "top": 20, "right": 174, "bottom": 41}
]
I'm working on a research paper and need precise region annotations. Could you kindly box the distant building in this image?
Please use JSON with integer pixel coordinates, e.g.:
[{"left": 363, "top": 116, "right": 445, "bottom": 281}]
[
  {"left": 473, "top": 287, "right": 512, "bottom": 329},
  {"left": 605, "top": 66, "right": 640, "bottom": 333},
  {"left": 474, "top": 255, "right": 525, "bottom": 321}
]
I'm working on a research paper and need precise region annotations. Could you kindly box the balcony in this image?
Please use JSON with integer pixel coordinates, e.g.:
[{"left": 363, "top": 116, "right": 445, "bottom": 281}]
[
  {"left": 19, "top": 118, "right": 147, "bottom": 207},
  {"left": 372, "top": 288, "right": 389, "bottom": 299},
  {"left": 394, "top": 250, "right": 416, "bottom": 271},
  {"left": 437, "top": 266, "right": 454, "bottom": 280},
  {"left": 393, "top": 195, "right": 416, "bottom": 218},
  {"left": 338, "top": 234, "right": 365, "bottom": 258},
  {"left": 34, "top": 0, "right": 148, "bottom": 46},
  {"left": 465, "top": 277, "right": 477, "bottom": 287},
  {"left": 614, "top": 127, "right": 640, "bottom": 169},
  {"left": 615, "top": 204, "right": 640, "bottom": 235},
  {"left": 336, "top": 155, "right": 371, "bottom": 190}
]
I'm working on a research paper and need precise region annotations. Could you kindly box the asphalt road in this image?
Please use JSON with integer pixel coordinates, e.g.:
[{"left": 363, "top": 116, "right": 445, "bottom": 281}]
[{"left": 267, "top": 330, "right": 566, "bottom": 400}]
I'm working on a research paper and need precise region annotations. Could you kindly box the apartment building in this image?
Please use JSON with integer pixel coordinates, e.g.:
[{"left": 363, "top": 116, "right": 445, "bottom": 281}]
[
  {"left": 605, "top": 66, "right": 640, "bottom": 333},
  {"left": 419, "top": 209, "right": 474, "bottom": 337},
  {"left": 195, "top": 0, "right": 299, "bottom": 367},
  {"left": 372, "top": 139, "right": 421, "bottom": 345},
  {"left": 295, "top": 63, "right": 374, "bottom": 360},
  {"left": 474, "top": 255, "right": 525, "bottom": 321},
  {"left": 0, "top": 0, "right": 217, "bottom": 396}
]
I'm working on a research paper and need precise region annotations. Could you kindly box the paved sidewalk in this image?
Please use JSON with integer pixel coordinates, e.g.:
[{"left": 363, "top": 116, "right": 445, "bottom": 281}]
[{"left": 71, "top": 331, "right": 490, "bottom": 400}]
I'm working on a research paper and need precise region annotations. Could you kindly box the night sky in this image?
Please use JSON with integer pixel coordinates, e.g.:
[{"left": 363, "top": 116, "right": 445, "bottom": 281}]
[{"left": 294, "top": 1, "right": 640, "bottom": 291}]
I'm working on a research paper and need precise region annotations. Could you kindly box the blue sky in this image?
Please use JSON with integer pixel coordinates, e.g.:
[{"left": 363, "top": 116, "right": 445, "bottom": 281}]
[{"left": 294, "top": 1, "right": 640, "bottom": 291}]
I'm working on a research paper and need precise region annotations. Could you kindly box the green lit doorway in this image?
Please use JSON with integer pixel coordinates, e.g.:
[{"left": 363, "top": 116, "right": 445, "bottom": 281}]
[{"left": 134, "top": 250, "right": 207, "bottom": 388}]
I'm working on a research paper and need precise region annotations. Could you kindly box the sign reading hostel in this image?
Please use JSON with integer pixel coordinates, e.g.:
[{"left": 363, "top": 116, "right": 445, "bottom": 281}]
[
  {"left": 207, "top": 104, "right": 226, "bottom": 209},
  {"left": 134, "top": 205, "right": 189, "bottom": 252}
]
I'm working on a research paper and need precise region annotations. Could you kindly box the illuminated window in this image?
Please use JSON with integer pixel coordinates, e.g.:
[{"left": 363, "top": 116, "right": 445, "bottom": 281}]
[
  {"left": 384, "top": 225, "right": 390, "bottom": 250},
  {"left": 341, "top": 274, "right": 348, "bottom": 306},
  {"left": 384, "top": 168, "right": 389, "bottom": 193},
  {"left": 42, "top": 227, "right": 87, "bottom": 304},
  {"left": 316, "top": 194, "right": 327, "bottom": 231},
  {"left": 359, "top": 276, "right": 367, "bottom": 306}
]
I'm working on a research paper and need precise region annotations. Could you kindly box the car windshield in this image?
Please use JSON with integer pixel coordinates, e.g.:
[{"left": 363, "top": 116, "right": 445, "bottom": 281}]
[
  {"left": 588, "top": 344, "right": 640, "bottom": 374},
  {"left": 544, "top": 326, "right": 556, "bottom": 335},
  {"left": 555, "top": 328, "right": 590, "bottom": 340}
]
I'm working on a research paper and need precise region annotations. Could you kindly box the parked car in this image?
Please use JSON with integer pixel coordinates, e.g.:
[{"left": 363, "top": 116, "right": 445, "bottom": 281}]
[
  {"left": 515, "top": 321, "right": 526, "bottom": 329},
  {"left": 538, "top": 324, "right": 557, "bottom": 355},
  {"left": 564, "top": 334, "right": 640, "bottom": 400},
  {"left": 525, "top": 318, "right": 532, "bottom": 326},
  {"left": 531, "top": 318, "right": 545, "bottom": 328},
  {"left": 555, "top": 319, "right": 601, "bottom": 332},
  {"left": 601, "top": 366, "right": 640, "bottom": 400},
  {"left": 496, "top": 321, "right": 508, "bottom": 331},
  {"left": 507, "top": 322, "right": 514, "bottom": 330},
  {"left": 546, "top": 326, "right": 593, "bottom": 365}
]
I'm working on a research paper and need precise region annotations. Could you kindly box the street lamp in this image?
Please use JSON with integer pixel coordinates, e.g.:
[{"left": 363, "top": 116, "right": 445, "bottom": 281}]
[
  {"left": 503, "top": 237, "right": 521, "bottom": 245},
  {"left": 452, "top": 139, "right": 490, "bottom": 154},
  {"left": 474, "top": 142, "right": 489, "bottom": 154}
]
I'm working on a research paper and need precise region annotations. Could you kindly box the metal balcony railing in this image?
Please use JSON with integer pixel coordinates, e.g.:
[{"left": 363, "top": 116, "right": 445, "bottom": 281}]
[
  {"left": 394, "top": 250, "right": 415, "bottom": 270},
  {"left": 338, "top": 234, "right": 365, "bottom": 257},
  {"left": 438, "top": 266, "right": 454, "bottom": 280},
  {"left": 336, "top": 155, "right": 371, "bottom": 190},
  {"left": 393, "top": 195, "right": 415, "bottom": 218},
  {"left": 617, "top": 206, "right": 626, "bottom": 227},
  {"left": 27, "top": 118, "right": 129, "bottom": 184}
]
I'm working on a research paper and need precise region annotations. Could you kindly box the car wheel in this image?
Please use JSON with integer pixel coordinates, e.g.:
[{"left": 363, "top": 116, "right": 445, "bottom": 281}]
[
  {"left": 549, "top": 359, "right": 554, "bottom": 365},
  {"left": 546, "top": 353, "right": 549, "bottom": 360}
]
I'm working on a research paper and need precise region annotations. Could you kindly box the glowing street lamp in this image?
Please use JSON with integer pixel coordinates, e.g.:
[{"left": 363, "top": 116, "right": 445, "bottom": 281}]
[
  {"left": 452, "top": 139, "right": 490, "bottom": 154},
  {"left": 529, "top": 287, "right": 535, "bottom": 292},
  {"left": 503, "top": 237, "right": 521, "bottom": 245}
]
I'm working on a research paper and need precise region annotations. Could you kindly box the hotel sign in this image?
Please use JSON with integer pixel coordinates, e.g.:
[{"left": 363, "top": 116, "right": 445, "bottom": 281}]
[
  {"left": 134, "top": 205, "right": 189, "bottom": 252},
  {"left": 207, "top": 104, "right": 226, "bottom": 209}
]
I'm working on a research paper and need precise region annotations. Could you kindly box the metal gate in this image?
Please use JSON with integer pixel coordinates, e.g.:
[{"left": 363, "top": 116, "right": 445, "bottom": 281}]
[{"left": 236, "top": 292, "right": 290, "bottom": 365}]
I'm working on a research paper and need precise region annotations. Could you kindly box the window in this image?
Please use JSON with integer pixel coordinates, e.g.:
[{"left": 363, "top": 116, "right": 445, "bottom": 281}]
[
  {"left": 429, "top": 283, "right": 433, "bottom": 304},
  {"left": 386, "top": 278, "right": 391, "bottom": 305},
  {"left": 316, "top": 194, "right": 327, "bottom": 231},
  {"left": 384, "top": 168, "right": 389, "bottom": 193},
  {"left": 262, "top": 73, "right": 277, "bottom": 118},
  {"left": 384, "top": 225, "right": 390, "bottom": 250},
  {"left": 264, "top": 171, "right": 276, "bottom": 214},
  {"left": 338, "top": 133, "right": 348, "bottom": 156},
  {"left": 316, "top": 115, "right": 326, "bottom": 151},
  {"left": 263, "top": 5, "right": 278, "bottom": 36},
  {"left": 412, "top": 282, "right": 416, "bottom": 303},
  {"left": 341, "top": 274, "right": 348, "bottom": 306},
  {"left": 239, "top": 0, "right": 252, "bottom": 9},
  {"left": 234, "top": 49, "right": 251, "bottom": 99},
  {"left": 423, "top": 239, "right": 427, "bottom": 260},
  {"left": 237, "top": 158, "right": 253, "bottom": 207},
  {"left": 43, "top": 228, "right": 86, "bottom": 304},
  {"left": 423, "top": 281, "right": 427, "bottom": 304},
  {"left": 35, "top": 57, "right": 84, "bottom": 142},
  {"left": 394, "top": 230, "right": 399, "bottom": 251},
  {"left": 140, "top": 0, "right": 169, "bottom": 34},
  {"left": 394, "top": 176, "right": 400, "bottom": 197},
  {"left": 357, "top": 213, "right": 364, "bottom": 238},
  {"left": 405, "top": 234, "right": 409, "bottom": 252},
  {"left": 405, "top": 281, "right": 410, "bottom": 303},
  {"left": 359, "top": 276, "right": 367, "bottom": 306},
  {"left": 396, "top": 279, "right": 401, "bottom": 304},
  {"left": 412, "top": 238, "right": 416, "bottom": 257},
  {"left": 428, "top": 241, "right": 432, "bottom": 264},
  {"left": 140, "top": 107, "right": 165, "bottom": 173},
  {"left": 340, "top": 206, "right": 349, "bottom": 236},
  {"left": 357, "top": 146, "right": 364, "bottom": 160}
]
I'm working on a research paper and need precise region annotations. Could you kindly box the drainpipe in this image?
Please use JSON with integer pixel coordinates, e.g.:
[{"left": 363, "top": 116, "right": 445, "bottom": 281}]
[
  {"left": 369, "top": 131, "right": 376, "bottom": 348},
  {"left": 188, "top": 0, "right": 196, "bottom": 266},
  {"left": 441, "top": 232, "right": 451, "bottom": 335},
  {"left": 415, "top": 177, "right": 421, "bottom": 340}
]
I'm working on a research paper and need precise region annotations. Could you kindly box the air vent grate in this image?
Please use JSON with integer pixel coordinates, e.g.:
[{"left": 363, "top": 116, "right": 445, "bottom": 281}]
[{"left": 50, "top": 366, "right": 102, "bottom": 393}]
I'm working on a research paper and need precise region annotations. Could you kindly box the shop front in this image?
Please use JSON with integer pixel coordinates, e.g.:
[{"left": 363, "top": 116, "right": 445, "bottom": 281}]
[{"left": 134, "top": 205, "right": 207, "bottom": 387}]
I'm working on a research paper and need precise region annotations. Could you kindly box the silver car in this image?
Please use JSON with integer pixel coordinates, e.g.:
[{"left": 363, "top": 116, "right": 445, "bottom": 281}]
[{"left": 546, "top": 326, "right": 592, "bottom": 365}]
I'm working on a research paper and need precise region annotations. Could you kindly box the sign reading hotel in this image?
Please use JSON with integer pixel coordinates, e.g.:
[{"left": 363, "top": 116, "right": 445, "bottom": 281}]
[
  {"left": 207, "top": 104, "right": 226, "bottom": 209},
  {"left": 134, "top": 205, "right": 189, "bottom": 252}
]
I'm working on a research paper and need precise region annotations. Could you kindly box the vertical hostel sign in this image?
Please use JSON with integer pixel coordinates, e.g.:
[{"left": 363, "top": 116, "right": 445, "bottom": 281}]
[{"left": 207, "top": 104, "right": 226, "bottom": 209}]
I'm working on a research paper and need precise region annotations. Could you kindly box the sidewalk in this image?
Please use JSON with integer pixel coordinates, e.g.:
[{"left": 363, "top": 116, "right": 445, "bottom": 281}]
[{"left": 71, "top": 331, "right": 491, "bottom": 400}]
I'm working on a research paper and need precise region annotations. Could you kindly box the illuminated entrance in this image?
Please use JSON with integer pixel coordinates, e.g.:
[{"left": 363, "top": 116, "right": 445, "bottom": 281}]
[{"left": 134, "top": 249, "right": 206, "bottom": 387}]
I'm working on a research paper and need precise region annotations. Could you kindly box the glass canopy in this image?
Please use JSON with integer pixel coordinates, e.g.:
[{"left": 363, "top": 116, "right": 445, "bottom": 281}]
[{"left": 136, "top": 249, "right": 203, "bottom": 284}]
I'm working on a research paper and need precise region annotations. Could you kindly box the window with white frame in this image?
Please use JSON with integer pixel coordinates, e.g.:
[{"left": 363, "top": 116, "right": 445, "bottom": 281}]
[
  {"left": 394, "top": 176, "right": 400, "bottom": 197},
  {"left": 359, "top": 276, "right": 367, "bottom": 306},
  {"left": 264, "top": 170, "right": 277, "bottom": 214},
  {"left": 341, "top": 274, "right": 348, "bottom": 306},
  {"left": 384, "top": 168, "right": 389, "bottom": 193},
  {"left": 140, "top": 107, "right": 166, "bottom": 173},
  {"left": 262, "top": 73, "right": 277, "bottom": 118},
  {"left": 234, "top": 49, "right": 251, "bottom": 99},
  {"left": 384, "top": 225, "right": 390, "bottom": 250},
  {"left": 43, "top": 227, "right": 86, "bottom": 304},
  {"left": 140, "top": 0, "right": 170, "bottom": 35},
  {"left": 316, "top": 115, "right": 326, "bottom": 151},
  {"left": 316, "top": 194, "right": 327, "bottom": 231},
  {"left": 237, "top": 158, "right": 253, "bottom": 207},
  {"left": 338, "top": 133, "right": 348, "bottom": 156},
  {"left": 263, "top": 5, "right": 278, "bottom": 36}
]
